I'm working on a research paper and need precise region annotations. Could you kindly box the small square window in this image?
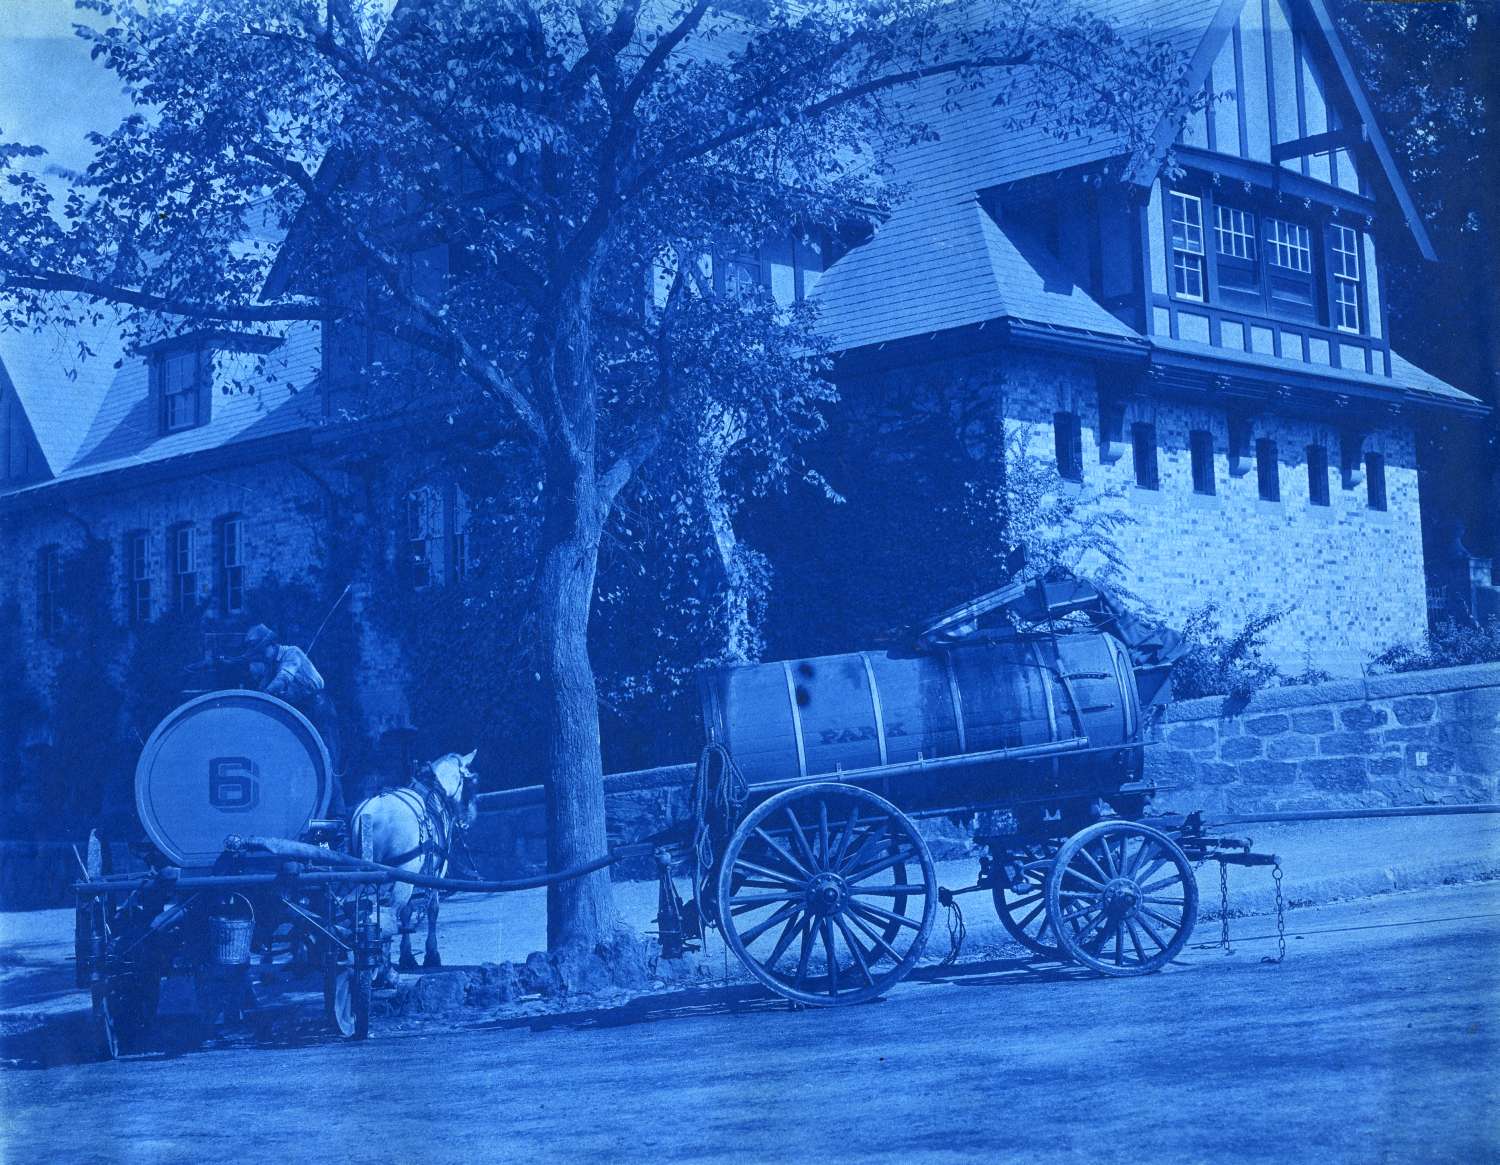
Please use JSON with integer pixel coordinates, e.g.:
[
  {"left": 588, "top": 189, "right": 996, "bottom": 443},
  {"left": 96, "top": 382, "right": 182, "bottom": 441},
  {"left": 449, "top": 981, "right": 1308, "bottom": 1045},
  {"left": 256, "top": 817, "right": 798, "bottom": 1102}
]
[
  {"left": 1053, "top": 411, "right": 1083, "bottom": 483},
  {"left": 1131, "top": 423, "right": 1159, "bottom": 490},
  {"left": 1256, "top": 438, "right": 1280, "bottom": 502},
  {"left": 1365, "top": 452, "right": 1387, "bottom": 512},
  {"left": 1307, "top": 445, "right": 1331, "bottom": 507},
  {"left": 1189, "top": 429, "right": 1215, "bottom": 496}
]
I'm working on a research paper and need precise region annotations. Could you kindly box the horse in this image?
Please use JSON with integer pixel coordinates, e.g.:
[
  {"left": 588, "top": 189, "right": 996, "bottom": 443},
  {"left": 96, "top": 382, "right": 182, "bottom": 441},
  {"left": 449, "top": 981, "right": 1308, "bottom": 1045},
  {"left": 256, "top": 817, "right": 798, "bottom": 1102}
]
[{"left": 351, "top": 750, "right": 480, "bottom": 972}]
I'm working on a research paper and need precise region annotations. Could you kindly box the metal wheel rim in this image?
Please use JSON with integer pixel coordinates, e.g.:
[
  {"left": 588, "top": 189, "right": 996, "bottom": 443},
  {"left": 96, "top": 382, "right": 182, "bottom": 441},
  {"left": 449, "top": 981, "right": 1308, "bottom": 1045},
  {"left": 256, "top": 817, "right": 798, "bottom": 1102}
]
[
  {"left": 1044, "top": 821, "right": 1197, "bottom": 977},
  {"left": 993, "top": 857, "right": 1064, "bottom": 959},
  {"left": 716, "top": 782, "right": 936, "bottom": 1007},
  {"left": 326, "top": 968, "right": 357, "bottom": 1037},
  {"left": 93, "top": 991, "right": 120, "bottom": 1060}
]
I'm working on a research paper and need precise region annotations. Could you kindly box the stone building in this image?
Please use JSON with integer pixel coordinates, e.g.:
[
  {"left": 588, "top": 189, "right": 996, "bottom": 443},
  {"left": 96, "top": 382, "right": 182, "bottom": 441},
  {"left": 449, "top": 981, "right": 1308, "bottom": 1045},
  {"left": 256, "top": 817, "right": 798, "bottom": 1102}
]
[{"left": 804, "top": 0, "right": 1486, "bottom": 675}]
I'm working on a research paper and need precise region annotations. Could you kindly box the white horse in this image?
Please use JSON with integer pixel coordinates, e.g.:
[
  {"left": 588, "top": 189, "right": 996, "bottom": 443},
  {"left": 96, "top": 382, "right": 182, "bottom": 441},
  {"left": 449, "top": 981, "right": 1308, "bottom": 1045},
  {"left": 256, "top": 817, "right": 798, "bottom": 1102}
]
[{"left": 351, "top": 750, "right": 480, "bottom": 972}]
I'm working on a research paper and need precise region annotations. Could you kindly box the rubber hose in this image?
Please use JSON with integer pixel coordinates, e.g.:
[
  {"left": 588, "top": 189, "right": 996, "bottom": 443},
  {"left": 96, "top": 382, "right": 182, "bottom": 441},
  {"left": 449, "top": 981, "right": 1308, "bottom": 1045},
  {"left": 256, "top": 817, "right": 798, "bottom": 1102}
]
[{"left": 238, "top": 835, "right": 621, "bottom": 893}]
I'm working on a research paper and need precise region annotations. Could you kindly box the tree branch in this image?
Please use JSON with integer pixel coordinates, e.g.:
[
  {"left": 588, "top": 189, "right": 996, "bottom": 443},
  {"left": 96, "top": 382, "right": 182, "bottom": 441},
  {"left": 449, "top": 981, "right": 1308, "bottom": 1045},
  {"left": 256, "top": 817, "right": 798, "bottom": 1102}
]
[{"left": 2, "top": 270, "right": 332, "bottom": 323}]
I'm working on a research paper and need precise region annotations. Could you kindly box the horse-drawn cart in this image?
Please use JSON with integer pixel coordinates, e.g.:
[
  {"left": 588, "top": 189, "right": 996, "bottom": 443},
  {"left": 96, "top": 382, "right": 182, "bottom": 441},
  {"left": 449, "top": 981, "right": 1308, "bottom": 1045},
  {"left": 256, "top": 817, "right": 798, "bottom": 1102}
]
[
  {"left": 75, "top": 576, "right": 1279, "bottom": 1057},
  {"left": 73, "top": 691, "right": 383, "bottom": 1057}
]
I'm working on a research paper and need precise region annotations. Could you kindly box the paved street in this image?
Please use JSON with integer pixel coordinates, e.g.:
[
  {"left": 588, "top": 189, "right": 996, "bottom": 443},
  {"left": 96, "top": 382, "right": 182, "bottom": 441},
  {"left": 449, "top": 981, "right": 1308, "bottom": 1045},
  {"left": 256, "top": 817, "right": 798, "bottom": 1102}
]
[{"left": 2, "top": 881, "right": 1496, "bottom": 1164}]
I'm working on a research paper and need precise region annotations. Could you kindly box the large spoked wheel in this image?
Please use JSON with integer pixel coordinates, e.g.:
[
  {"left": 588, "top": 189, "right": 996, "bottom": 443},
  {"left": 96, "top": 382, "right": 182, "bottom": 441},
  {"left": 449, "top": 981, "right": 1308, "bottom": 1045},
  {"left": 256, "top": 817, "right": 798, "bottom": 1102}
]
[
  {"left": 716, "top": 782, "right": 936, "bottom": 1007},
  {"left": 992, "top": 848, "right": 1064, "bottom": 959},
  {"left": 1045, "top": 821, "right": 1198, "bottom": 976}
]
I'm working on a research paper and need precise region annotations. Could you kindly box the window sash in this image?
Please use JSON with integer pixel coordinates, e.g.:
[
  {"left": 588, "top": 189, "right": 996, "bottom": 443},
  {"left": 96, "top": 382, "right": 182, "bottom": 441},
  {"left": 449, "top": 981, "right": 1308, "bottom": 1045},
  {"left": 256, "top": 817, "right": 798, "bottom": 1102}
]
[
  {"left": 128, "top": 533, "right": 151, "bottom": 623},
  {"left": 1131, "top": 423, "right": 1159, "bottom": 490},
  {"left": 1053, "top": 412, "right": 1083, "bottom": 482},
  {"left": 1265, "top": 219, "right": 1312, "bottom": 273},
  {"left": 1256, "top": 439, "right": 1280, "bottom": 502},
  {"left": 1365, "top": 452, "right": 1387, "bottom": 511},
  {"left": 1189, "top": 430, "right": 1215, "bottom": 496},
  {"left": 1307, "top": 445, "right": 1331, "bottom": 506},
  {"left": 1169, "top": 192, "right": 1206, "bottom": 301},
  {"left": 1214, "top": 206, "right": 1256, "bottom": 261}
]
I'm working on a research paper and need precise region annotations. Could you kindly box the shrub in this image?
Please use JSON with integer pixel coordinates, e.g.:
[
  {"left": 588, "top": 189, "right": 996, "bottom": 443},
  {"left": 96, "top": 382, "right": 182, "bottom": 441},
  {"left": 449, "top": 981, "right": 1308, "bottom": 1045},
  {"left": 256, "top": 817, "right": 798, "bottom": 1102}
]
[
  {"left": 1170, "top": 604, "right": 1289, "bottom": 701},
  {"left": 1370, "top": 618, "right": 1500, "bottom": 674}
]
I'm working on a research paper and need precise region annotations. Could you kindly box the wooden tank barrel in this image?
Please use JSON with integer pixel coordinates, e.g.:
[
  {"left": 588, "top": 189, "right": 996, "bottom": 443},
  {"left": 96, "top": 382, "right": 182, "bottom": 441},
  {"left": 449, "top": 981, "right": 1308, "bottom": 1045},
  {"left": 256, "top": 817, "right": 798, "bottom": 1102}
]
[
  {"left": 135, "top": 690, "right": 333, "bottom": 868},
  {"left": 699, "top": 632, "right": 1140, "bottom": 790}
]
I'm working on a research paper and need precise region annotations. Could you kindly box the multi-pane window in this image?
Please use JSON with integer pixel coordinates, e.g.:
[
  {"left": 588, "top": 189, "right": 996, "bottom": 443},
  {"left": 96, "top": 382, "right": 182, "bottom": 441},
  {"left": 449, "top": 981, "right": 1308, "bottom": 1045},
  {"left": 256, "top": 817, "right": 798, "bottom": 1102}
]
[
  {"left": 1169, "top": 192, "right": 1205, "bottom": 300},
  {"left": 1214, "top": 206, "right": 1256, "bottom": 260},
  {"left": 406, "top": 487, "right": 441, "bottom": 589},
  {"left": 1189, "top": 430, "right": 1215, "bottom": 496},
  {"left": 1131, "top": 422, "right": 1159, "bottom": 490},
  {"left": 450, "top": 485, "right": 471, "bottom": 581},
  {"left": 1256, "top": 438, "right": 1280, "bottom": 502},
  {"left": 1053, "top": 411, "right": 1083, "bottom": 482},
  {"left": 721, "top": 251, "right": 763, "bottom": 298},
  {"left": 157, "top": 349, "right": 202, "bottom": 433},
  {"left": 171, "top": 524, "right": 198, "bottom": 613},
  {"left": 1265, "top": 219, "right": 1312, "bottom": 272},
  {"left": 38, "top": 545, "right": 61, "bottom": 640},
  {"left": 1307, "top": 445, "right": 1331, "bottom": 507},
  {"left": 1332, "top": 224, "right": 1361, "bottom": 332},
  {"left": 127, "top": 531, "right": 151, "bottom": 624},
  {"left": 1365, "top": 452, "right": 1387, "bottom": 512},
  {"left": 219, "top": 515, "right": 245, "bottom": 615}
]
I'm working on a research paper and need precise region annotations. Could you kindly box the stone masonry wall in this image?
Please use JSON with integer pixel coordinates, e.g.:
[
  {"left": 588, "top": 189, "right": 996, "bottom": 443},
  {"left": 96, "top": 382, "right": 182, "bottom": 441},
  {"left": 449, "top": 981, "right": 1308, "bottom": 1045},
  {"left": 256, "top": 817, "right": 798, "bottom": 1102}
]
[
  {"left": 998, "top": 350, "right": 1429, "bottom": 677},
  {"left": 1145, "top": 661, "right": 1500, "bottom": 816}
]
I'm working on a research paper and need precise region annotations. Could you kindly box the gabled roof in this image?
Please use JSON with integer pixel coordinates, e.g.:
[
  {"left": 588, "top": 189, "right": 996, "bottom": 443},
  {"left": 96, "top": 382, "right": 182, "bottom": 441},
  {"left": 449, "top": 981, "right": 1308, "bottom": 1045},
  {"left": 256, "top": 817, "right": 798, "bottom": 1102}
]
[
  {"left": 0, "top": 320, "right": 322, "bottom": 496},
  {"left": 811, "top": 194, "right": 1140, "bottom": 351},
  {"left": 0, "top": 323, "right": 123, "bottom": 476}
]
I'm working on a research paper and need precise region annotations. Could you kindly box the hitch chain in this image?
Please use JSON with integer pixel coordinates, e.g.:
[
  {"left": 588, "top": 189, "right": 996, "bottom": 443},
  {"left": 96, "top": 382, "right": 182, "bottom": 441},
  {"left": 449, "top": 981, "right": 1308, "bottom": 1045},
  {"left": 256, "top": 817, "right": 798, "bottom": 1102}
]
[
  {"left": 1218, "top": 861, "right": 1234, "bottom": 955},
  {"left": 1261, "top": 863, "right": 1287, "bottom": 965},
  {"left": 937, "top": 887, "right": 966, "bottom": 967}
]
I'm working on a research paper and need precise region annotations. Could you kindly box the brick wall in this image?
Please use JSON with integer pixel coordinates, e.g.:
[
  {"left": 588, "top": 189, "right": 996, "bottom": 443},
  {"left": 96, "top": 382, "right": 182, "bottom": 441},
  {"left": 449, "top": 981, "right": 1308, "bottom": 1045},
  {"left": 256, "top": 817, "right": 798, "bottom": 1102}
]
[
  {"left": 996, "top": 350, "right": 1428, "bottom": 675},
  {"left": 1147, "top": 661, "right": 1500, "bottom": 815}
]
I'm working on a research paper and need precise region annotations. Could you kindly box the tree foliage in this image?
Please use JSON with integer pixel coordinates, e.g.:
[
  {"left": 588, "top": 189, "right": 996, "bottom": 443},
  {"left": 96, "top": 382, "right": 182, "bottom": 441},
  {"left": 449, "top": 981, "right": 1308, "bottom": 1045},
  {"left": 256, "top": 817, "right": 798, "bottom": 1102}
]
[{"left": 1, "top": 0, "right": 1190, "bottom": 948}]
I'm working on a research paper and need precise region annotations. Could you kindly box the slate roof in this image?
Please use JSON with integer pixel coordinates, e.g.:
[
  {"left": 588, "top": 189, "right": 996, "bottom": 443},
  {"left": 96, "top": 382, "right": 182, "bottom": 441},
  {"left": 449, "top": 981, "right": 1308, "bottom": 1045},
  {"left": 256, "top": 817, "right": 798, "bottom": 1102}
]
[
  {"left": 0, "top": 319, "right": 322, "bottom": 496},
  {"left": 812, "top": 194, "right": 1141, "bottom": 350}
]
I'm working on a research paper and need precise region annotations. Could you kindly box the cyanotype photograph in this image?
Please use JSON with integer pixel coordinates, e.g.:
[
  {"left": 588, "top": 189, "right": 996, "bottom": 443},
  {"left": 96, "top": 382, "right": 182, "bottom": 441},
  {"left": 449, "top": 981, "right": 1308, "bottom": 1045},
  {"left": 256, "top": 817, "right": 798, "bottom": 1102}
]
[{"left": 0, "top": 0, "right": 1495, "bottom": 1160}]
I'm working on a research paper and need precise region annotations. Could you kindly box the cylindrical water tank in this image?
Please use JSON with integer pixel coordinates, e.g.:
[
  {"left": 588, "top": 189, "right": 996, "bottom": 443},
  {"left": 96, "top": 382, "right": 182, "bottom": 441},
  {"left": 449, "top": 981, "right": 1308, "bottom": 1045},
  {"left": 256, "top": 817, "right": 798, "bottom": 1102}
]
[
  {"left": 699, "top": 632, "right": 1139, "bottom": 789},
  {"left": 135, "top": 690, "right": 333, "bottom": 867}
]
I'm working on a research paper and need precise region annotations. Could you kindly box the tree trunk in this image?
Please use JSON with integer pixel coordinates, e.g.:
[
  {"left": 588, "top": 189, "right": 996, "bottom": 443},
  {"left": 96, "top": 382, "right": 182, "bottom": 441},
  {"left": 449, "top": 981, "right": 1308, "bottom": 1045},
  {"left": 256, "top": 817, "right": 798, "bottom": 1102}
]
[{"left": 535, "top": 456, "right": 616, "bottom": 951}]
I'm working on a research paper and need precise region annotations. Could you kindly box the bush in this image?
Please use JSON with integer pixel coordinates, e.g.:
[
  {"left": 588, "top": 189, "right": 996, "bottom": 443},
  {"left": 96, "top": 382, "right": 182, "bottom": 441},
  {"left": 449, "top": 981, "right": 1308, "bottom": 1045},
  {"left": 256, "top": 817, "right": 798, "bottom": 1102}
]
[
  {"left": 1170, "top": 604, "right": 1288, "bottom": 701},
  {"left": 1370, "top": 618, "right": 1500, "bottom": 674}
]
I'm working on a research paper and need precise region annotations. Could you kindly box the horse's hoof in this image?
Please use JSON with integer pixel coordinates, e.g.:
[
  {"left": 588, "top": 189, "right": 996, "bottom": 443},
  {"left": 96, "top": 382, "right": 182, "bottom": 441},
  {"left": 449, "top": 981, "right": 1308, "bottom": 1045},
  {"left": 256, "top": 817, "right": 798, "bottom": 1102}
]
[
  {"left": 398, "top": 955, "right": 419, "bottom": 973},
  {"left": 423, "top": 953, "right": 442, "bottom": 969}
]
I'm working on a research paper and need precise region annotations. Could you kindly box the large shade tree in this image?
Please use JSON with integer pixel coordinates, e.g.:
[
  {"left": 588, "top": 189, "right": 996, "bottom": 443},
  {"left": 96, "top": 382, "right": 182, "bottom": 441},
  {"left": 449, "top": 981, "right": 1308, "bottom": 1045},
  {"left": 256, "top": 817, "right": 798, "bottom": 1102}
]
[{"left": 1, "top": 0, "right": 1187, "bottom": 951}]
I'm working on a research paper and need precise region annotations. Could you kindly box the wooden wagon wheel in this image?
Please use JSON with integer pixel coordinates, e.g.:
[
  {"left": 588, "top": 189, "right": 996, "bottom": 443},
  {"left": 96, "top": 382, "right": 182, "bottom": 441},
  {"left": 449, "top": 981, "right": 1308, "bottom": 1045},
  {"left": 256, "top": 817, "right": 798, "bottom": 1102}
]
[
  {"left": 992, "top": 846, "right": 1064, "bottom": 959},
  {"left": 1044, "top": 821, "right": 1198, "bottom": 976},
  {"left": 716, "top": 782, "right": 936, "bottom": 1007}
]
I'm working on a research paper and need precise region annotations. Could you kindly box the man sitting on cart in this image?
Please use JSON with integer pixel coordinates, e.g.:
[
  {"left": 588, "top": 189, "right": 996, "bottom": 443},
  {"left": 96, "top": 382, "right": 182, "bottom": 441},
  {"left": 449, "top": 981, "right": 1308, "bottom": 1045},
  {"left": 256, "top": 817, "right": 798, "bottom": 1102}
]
[{"left": 234, "top": 624, "right": 346, "bottom": 816}]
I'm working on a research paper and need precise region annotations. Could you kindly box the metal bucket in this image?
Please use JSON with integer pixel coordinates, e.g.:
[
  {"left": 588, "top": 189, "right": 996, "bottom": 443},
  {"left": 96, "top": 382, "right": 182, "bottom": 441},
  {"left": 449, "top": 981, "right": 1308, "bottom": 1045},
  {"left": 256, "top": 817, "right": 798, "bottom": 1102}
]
[{"left": 208, "top": 895, "right": 255, "bottom": 965}]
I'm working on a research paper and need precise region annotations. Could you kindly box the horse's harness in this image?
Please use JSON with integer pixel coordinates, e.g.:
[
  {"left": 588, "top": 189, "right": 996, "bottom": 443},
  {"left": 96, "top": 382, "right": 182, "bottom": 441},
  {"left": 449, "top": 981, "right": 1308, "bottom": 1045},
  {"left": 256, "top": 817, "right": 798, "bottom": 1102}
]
[{"left": 378, "top": 766, "right": 475, "bottom": 876}]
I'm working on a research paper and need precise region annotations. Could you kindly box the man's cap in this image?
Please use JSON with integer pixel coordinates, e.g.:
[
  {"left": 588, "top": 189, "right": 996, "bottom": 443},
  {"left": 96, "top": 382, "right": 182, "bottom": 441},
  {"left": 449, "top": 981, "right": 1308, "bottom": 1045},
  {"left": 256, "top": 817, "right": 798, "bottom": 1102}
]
[{"left": 232, "top": 624, "right": 278, "bottom": 661}]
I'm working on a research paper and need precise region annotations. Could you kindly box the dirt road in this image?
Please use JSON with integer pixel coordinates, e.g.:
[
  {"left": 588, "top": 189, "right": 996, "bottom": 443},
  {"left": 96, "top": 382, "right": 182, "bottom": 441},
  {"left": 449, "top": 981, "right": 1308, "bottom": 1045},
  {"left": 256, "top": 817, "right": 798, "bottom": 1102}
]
[{"left": 2, "top": 881, "right": 1496, "bottom": 1164}]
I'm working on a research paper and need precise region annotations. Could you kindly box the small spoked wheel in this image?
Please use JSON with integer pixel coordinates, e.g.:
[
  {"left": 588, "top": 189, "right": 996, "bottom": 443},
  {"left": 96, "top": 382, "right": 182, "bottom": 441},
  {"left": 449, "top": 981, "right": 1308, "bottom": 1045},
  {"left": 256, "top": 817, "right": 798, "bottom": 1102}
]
[
  {"left": 716, "top": 783, "right": 936, "bottom": 1007},
  {"left": 325, "top": 965, "right": 371, "bottom": 1039},
  {"left": 1044, "top": 821, "right": 1198, "bottom": 976},
  {"left": 992, "top": 847, "right": 1063, "bottom": 959}
]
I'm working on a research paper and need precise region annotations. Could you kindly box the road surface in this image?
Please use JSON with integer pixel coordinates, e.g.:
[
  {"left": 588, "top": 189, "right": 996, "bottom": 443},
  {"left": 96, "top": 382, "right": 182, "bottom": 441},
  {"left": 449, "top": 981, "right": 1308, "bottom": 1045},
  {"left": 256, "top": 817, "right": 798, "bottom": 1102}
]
[{"left": 2, "top": 881, "right": 1496, "bottom": 1164}]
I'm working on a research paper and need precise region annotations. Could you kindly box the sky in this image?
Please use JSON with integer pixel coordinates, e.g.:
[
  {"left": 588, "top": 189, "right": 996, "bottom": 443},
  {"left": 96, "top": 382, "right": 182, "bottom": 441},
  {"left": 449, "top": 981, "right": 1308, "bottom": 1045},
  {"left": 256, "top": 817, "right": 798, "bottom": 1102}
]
[{"left": 0, "top": 1, "right": 137, "bottom": 205}]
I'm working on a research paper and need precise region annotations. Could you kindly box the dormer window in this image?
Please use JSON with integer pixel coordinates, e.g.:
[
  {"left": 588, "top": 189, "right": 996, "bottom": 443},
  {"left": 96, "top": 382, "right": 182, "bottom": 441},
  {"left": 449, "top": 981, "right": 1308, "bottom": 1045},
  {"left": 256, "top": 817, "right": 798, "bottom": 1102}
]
[{"left": 154, "top": 347, "right": 207, "bottom": 433}]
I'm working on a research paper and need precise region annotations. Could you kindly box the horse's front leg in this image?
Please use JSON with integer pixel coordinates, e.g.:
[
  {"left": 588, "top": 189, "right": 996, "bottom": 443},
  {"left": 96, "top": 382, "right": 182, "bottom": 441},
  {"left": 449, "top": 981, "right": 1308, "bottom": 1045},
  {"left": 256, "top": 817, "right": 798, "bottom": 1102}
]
[{"left": 423, "top": 891, "right": 442, "bottom": 968}]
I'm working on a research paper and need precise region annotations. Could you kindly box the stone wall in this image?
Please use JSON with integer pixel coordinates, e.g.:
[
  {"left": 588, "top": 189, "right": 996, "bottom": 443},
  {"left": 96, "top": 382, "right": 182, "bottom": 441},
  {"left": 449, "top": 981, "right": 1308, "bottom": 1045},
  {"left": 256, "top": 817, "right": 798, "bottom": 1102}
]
[
  {"left": 1146, "top": 661, "right": 1500, "bottom": 815},
  {"left": 997, "top": 350, "right": 1429, "bottom": 677}
]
